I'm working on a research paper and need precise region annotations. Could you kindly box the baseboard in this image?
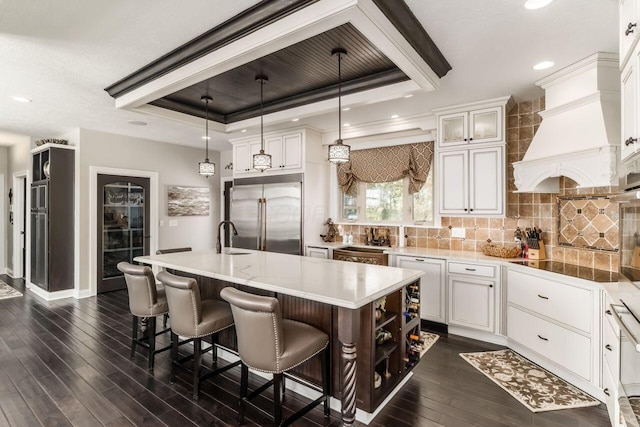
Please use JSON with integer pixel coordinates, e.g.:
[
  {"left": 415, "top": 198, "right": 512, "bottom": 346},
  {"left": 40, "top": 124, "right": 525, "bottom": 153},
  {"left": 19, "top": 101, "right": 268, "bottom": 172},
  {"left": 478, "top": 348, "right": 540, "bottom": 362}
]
[
  {"left": 74, "top": 289, "right": 93, "bottom": 299},
  {"left": 216, "top": 347, "right": 398, "bottom": 425},
  {"left": 448, "top": 326, "right": 508, "bottom": 346},
  {"left": 26, "top": 284, "right": 74, "bottom": 301},
  {"left": 5, "top": 268, "right": 14, "bottom": 278}
]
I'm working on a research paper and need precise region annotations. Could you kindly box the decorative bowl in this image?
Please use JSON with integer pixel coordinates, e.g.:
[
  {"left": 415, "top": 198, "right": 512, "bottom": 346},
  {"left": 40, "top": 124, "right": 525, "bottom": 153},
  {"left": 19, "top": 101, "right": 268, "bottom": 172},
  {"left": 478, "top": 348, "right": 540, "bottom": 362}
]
[
  {"left": 481, "top": 243, "right": 522, "bottom": 258},
  {"left": 35, "top": 138, "right": 68, "bottom": 146}
]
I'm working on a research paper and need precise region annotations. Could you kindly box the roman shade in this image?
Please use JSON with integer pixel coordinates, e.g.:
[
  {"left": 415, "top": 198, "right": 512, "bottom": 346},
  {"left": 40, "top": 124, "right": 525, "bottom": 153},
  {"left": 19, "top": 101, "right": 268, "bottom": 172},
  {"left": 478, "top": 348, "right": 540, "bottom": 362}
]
[{"left": 337, "top": 142, "right": 434, "bottom": 196}]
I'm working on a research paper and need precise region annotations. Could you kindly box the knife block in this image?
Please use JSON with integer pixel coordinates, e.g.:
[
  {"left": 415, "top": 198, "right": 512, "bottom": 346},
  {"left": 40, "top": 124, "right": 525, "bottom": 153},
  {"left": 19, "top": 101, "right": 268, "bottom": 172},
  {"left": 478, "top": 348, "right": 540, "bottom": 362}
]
[
  {"left": 528, "top": 240, "right": 546, "bottom": 260},
  {"left": 631, "top": 246, "right": 640, "bottom": 268}
]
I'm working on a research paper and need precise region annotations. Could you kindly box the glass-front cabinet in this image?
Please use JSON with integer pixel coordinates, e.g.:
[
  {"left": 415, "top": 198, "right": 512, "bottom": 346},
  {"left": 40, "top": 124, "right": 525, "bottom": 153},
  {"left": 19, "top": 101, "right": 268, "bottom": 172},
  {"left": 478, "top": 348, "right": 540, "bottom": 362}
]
[{"left": 437, "top": 106, "right": 502, "bottom": 148}]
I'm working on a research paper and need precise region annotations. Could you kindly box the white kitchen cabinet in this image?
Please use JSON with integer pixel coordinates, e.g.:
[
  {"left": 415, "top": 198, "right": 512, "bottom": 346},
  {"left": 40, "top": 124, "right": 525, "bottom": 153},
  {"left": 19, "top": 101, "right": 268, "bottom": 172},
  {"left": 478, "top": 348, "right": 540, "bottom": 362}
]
[
  {"left": 438, "top": 146, "right": 504, "bottom": 216},
  {"left": 232, "top": 130, "right": 303, "bottom": 176},
  {"left": 395, "top": 256, "right": 446, "bottom": 324},
  {"left": 622, "top": 51, "right": 639, "bottom": 161},
  {"left": 447, "top": 261, "right": 498, "bottom": 333},
  {"left": 233, "top": 141, "right": 263, "bottom": 174},
  {"left": 437, "top": 106, "right": 502, "bottom": 148},
  {"left": 621, "top": 0, "right": 639, "bottom": 69},
  {"left": 305, "top": 246, "right": 329, "bottom": 259}
]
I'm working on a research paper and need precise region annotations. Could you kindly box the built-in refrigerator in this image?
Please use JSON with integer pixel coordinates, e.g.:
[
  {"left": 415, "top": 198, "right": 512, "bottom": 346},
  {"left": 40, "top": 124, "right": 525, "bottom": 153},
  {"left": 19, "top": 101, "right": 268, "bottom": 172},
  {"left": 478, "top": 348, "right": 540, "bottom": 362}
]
[{"left": 231, "top": 173, "right": 302, "bottom": 255}]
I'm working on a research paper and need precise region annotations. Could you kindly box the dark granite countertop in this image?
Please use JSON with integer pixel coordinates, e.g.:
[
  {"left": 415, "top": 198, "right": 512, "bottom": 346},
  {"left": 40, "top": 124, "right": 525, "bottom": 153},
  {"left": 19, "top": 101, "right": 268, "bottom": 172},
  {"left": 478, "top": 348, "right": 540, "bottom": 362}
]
[{"left": 509, "top": 260, "right": 619, "bottom": 283}]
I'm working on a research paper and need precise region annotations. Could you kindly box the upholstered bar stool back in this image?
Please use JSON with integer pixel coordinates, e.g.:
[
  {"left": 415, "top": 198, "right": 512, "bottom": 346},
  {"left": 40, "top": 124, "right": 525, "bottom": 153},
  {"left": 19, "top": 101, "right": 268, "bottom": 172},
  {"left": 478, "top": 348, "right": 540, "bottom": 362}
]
[
  {"left": 220, "top": 287, "right": 330, "bottom": 426},
  {"left": 158, "top": 271, "right": 238, "bottom": 399},
  {"left": 117, "top": 262, "right": 171, "bottom": 371}
]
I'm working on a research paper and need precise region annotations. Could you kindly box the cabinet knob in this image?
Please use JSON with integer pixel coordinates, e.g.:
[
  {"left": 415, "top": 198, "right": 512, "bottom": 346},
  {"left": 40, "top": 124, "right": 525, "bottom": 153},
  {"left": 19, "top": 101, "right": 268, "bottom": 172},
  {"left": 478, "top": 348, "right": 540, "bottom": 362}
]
[
  {"left": 537, "top": 294, "right": 549, "bottom": 300},
  {"left": 464, "top": 208, "right": 468, "bottom": 212},
  {"left": 626, "top": 22, "right": 637, "bottom": 36},
  {"left": 605, "top": 309, "right": 612, "bottom": 316},
  {"left": 469, "top": 208, "right": 474, "bottom": 212},
  {"left": 625, "top": 137, "right": 638, "bottom": 146},
  {"left": 603, "top": 388, "right": 610, "bottom": 396},
  {"left": 605, "top": 344, "right": 613, "bottom": 351},
  {"left": 489, "top": 284, "right": 493, "bottom": 288},
  {"left": 537, "top": 334, "right": 548, "bottom": 341},
  {"left": 464, "top": 138, "right": 468, "bottom": 141},
  {"left": 469, "top": 137, "right": 473, "bottom": 141}
]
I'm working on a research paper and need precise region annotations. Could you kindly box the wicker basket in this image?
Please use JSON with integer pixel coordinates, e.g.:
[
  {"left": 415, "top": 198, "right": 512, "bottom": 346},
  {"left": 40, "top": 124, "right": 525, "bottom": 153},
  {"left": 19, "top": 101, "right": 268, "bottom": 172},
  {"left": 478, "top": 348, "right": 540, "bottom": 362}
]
[{"left": 481, "top": 243, "right": 522, "bottom": 258}]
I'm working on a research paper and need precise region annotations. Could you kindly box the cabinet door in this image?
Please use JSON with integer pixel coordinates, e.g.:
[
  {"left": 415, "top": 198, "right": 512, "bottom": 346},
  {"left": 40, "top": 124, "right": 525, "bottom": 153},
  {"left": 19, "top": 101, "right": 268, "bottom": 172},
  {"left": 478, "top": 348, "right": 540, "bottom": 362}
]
[
  {"left": 448, "top": 275, "right": 494, "bottom": 332},
  {"left": 438, "top": 150, "right": 468, "bottom": 215},
  {"left": 305, "top": 246, "right": 329, "bottom": 259},
  {"left": 622, "top": 58, "right": 638, "bottom": 161},
  {"left": 233, "top": 143, "right": 252, "bottom": 174},
  {"left": 396, "top": 256, "right": 446, "bottom": 324},
  {"left": 282, "top": 133, "right": 303, "bottom": 170},
  {"left": 438, "top": 112, "right": 468, "bottom": 147},
  {"left": 469, "top": 106, "right": 502, "bottom": 144},
  {"left": 266, "top": 136, "right": 283, "bottom": 169},
  {"left": 469, "top": 146, "right": 503, "bottom": 215},
  {"left": 621, "top": 0, "right": 639, "bottom": 67}
]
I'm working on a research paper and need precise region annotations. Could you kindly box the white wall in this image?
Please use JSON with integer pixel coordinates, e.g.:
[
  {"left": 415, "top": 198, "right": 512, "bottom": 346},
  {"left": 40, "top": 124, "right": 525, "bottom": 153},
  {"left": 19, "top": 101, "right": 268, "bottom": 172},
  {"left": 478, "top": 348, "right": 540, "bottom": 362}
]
[{"left": 77, "top": 129, "right": 221, "bottom": 293}]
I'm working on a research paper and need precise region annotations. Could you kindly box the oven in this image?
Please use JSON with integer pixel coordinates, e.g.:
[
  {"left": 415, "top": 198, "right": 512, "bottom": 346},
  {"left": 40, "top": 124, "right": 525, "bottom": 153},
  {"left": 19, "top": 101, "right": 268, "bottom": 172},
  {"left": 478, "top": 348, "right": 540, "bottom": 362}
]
[{"left": 611, "top": 190, "right": 640, "bottom": 426}]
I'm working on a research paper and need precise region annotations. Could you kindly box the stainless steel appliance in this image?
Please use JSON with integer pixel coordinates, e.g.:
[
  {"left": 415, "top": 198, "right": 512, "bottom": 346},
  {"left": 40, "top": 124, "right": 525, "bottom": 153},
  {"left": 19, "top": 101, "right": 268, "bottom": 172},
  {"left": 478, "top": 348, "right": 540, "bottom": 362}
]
[{"left": 231, "top": 173, "right": 302, "bottom": 255}]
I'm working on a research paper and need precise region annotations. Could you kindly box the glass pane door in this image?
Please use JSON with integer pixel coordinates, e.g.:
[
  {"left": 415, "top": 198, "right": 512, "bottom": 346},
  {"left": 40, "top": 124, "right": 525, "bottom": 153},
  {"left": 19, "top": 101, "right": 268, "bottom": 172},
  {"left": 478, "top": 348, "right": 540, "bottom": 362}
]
[{"left": 98, "top": 175, "right": 150, "bottom": 293}]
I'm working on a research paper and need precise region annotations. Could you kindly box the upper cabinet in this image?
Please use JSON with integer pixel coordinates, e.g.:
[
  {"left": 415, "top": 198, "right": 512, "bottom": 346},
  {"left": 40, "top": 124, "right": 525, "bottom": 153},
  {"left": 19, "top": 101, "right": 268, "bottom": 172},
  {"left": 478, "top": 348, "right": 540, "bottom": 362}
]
[
  {"left": 622, "top": 56, "right": 638, "bottom": 161},
  {"left": 621, "top": 0, "right": 639, "bottom": 69},
  {"left": 232, "top": 130, "right": 310, "bottom": 176},
  {"left": 434, "top": 97, "right": 512, "bottom": 217},
  {"left": 438, "top": 106, "right": 503, "bottom": 148}
]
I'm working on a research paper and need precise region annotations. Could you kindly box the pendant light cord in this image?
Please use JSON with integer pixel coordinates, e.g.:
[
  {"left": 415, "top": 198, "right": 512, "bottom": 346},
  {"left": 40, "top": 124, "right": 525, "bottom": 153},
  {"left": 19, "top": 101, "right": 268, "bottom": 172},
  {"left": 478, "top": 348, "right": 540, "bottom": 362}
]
[
  {"left": 338, "top": 52, "right": 342, "bottom": 142},
  {"left": 205, "top": 98, "right": 209, "bottom": 160},
  {"left": 260, "top": 78, "right": 265, "bottom": 152}
]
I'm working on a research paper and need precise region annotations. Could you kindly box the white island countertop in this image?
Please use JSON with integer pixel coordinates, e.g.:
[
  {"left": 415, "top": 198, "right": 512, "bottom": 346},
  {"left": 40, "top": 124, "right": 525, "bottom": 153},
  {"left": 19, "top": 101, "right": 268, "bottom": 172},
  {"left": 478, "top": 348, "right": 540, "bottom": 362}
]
[{"left": 135, "top": 249, "right": 424, "bottom": 309}]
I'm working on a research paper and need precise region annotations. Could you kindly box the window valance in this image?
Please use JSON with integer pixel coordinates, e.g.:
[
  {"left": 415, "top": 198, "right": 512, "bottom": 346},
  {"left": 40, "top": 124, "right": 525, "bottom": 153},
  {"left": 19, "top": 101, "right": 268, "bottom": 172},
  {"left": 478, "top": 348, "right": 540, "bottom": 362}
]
[{"left": 337, "top": 141, "right": 434, "bottom": 196}]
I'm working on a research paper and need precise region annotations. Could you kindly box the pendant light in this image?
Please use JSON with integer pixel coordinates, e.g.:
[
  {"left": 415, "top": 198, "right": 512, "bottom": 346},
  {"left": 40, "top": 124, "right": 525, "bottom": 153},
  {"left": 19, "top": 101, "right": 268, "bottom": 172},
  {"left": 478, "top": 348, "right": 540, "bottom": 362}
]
[
  {"left": 253, "top": 74, "right": 272, "bottom": 172},
  {"left": 198, "top": 95, "right": 215, "bottom": 177},
  {"left": 328, "top": 47, "right": 350, "bottom": 164}
]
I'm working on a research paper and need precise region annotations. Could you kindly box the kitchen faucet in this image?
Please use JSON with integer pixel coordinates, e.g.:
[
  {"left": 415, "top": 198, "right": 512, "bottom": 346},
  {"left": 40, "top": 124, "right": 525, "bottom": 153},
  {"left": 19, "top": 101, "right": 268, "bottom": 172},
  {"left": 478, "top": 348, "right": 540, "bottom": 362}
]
[{"left": 217, "top": 221, "right": 238, "bottom": 254}]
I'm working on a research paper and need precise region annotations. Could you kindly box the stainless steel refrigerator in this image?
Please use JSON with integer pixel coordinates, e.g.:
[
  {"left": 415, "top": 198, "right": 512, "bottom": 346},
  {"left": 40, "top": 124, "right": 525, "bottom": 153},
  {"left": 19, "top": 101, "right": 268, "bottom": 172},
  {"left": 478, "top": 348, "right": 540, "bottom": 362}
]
[{"left": 231, "top": 173, "right": 302, "bottom": 255}]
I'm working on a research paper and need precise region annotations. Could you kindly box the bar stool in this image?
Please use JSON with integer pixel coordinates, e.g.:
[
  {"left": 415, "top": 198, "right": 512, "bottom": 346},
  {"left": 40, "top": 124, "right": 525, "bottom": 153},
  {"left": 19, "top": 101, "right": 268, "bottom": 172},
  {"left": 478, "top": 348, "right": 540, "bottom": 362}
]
[
  {"left": 155, "top": 247, "right": 192, "bottom": 327},
  {"left": 220, "top": 287, "right": 330, "bottom": 426},
  {"left": 117, "top": 262, "right": 172, "bottom": 371},
  {"left": 158, "top": 271, "right": 240, "bottom": 400}
]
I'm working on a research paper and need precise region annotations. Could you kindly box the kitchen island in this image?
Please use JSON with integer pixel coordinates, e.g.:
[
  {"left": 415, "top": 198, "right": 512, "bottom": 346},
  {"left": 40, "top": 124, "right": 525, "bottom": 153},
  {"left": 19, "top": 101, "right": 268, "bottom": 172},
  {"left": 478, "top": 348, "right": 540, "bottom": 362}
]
[{"left": 135, "top": 248, "right": 424, "bottom": 426}]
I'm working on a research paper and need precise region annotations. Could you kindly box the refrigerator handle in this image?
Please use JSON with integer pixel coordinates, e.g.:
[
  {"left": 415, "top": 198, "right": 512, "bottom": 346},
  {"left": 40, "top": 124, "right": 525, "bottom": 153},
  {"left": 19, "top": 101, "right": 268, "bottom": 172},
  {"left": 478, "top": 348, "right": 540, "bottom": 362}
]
[
  {"left": 262, "top": 198, "right": 267, "bottom": 251},
  {"left": 257, "top": 198, "right": 263, "bottom": 251}
]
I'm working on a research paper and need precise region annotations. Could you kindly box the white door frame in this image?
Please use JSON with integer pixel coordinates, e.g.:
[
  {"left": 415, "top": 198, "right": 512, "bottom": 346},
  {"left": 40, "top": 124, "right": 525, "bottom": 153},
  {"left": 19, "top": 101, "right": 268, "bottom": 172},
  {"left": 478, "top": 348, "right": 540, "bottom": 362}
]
[
  {"left": 11, "top": 171, "right": 28, "bottom": 278},
  {"left": 89, "top": 166, "right": 158, "bottom": 297}
]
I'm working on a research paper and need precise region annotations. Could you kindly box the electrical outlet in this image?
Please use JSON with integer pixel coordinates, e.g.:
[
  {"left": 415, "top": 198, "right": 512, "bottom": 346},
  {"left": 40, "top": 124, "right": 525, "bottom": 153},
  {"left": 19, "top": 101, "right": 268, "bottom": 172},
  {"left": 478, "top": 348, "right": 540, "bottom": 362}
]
[
  {"left": 169, "top": 219, "right": 178, "bottom": 227},
  {"left": 451, "top": 227, "right": 465, "bottom": 239},
  {"left": 159, "top": 220, "right": 165, "bottom": 227}
]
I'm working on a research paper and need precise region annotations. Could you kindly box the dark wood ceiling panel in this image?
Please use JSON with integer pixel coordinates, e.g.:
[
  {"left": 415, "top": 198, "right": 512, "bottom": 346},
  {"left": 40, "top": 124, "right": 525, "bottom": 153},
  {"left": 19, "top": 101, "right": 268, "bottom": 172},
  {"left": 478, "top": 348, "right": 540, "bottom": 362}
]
[{"left": 150, "top": 23, "right": 409, "bottom": 124}]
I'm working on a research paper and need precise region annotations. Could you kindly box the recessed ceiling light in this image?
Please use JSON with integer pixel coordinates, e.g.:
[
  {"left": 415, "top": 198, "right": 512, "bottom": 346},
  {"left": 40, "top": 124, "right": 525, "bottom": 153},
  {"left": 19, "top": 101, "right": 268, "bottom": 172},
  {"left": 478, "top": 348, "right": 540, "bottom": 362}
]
[
  {"left": 201, "top": 136, "right": 211, "bottom": 140},
  {"left": 291, "top": 118, "right": 299, "bottom": 122},
  {"left": 12, "top": 96, "right": 32, "bottom": 103},
  {"left": 342, "top": 107, "right": 351, "bottom": 111},
  {"left": 403, "top": 94, "right": 414, "bottom": 98},
  {"left": 524, "top": 0, "right": 553, "bottom": 9},
  {"left": 241, "top": 129, "right": 247, "bottom": 133},
  {"left": 127, "top": 120, "right": 147, "bottom": 126},
  {"left": 533, "top": 61, "right": 554, "bottom": 70},
  {"left": 390, "top": 114, "right": 399, "bottom": 119},
  {"left": 344, "top": 123, "right": 351, "bottom": 127}
]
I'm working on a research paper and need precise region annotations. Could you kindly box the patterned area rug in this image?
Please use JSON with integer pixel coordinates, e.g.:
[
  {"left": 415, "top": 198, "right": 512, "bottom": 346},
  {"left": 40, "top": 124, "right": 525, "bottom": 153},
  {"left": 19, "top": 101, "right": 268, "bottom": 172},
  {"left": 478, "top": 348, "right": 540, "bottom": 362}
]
[
  {"left": 460, "top": 349, "right": 599, "bottom": 412},
  {"left": 0, "top": 281, "right": 22, "bottom": 300},
  {"left": 420, "top": 332, "right": 439, "bottom": 357},
  {"left": 629, "top": 397, "right": 640, "bottom": 422}
]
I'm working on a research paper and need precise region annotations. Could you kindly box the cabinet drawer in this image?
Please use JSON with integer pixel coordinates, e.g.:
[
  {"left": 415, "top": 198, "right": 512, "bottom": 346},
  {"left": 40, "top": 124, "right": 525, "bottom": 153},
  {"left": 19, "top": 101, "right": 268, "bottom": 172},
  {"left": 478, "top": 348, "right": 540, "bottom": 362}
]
[
  {"left": 602, "top": 360, "right": 619, "bottom": 427},
  {"left": 507, "top": 306, "right": 591, "bottom": 380},
  {"left": 448, "top": 261, "right": 496, "bottom": 278},
  {"left": 604, "top": 313, "right": 620, "bottom": 380},
  {"left": 507, "top": 269, "right": 592, "bottom": 333}
]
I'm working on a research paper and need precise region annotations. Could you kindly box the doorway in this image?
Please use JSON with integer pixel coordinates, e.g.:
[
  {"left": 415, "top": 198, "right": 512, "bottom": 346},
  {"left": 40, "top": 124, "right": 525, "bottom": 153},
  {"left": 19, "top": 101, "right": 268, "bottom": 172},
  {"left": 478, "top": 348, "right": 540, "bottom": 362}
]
[
  {"left": 12, "top": 172, "right": 27, "bottom": 279},
  {"left": 97, "top": 174, "right": 150, "bottom": 293},
  {"left": 223, "top": 180, "right": 233, "bottom": 248}
]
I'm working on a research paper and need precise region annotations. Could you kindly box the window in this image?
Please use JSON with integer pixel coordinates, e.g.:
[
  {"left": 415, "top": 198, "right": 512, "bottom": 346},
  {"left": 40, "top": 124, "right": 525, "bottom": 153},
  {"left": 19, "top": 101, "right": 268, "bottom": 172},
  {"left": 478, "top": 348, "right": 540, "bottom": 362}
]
[{"left": 341, "top": 168, "right": 434, "bottom": 225}]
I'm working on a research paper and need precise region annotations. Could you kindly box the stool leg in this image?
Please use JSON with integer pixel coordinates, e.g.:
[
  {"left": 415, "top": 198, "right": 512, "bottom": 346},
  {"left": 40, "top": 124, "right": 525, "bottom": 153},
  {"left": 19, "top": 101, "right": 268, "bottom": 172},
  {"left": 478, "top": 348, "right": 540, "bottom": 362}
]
[
  {"left": 148, "top": 316, "right": 156, "bottom": 372},
  {"left": 130, "top": 315, "right": 138, "bottom": 359},
  {"left": 281, "top": 375, "right": 286, "bottom": 399},
  {"left": 163, "top": 313, "right": 168, "bottom": 328},
  {"left": 211, "top": 333, "right": 218, "bottom": 365},
  {"left": 239, "top": 363, "right": 248, "bottom": 424},
  {"left": 193, "top": 338, "right": 201, "bottom": 400},
  {"left": 321, "top": 348, "right": 330, "bottom": 416},
  {"left": 273, "top": 373, "right": 282, "bottom": 426},
  {"left": 170, "top": 332, "right": 178, "bottom": 384}
]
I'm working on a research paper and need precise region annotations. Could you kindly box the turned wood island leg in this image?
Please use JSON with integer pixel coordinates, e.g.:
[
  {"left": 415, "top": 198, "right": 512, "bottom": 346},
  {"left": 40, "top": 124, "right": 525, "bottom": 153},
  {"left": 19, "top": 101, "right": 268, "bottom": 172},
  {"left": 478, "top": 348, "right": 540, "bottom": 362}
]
[{"left": 338, "top": 306, "right": 360, "bottom": 426}]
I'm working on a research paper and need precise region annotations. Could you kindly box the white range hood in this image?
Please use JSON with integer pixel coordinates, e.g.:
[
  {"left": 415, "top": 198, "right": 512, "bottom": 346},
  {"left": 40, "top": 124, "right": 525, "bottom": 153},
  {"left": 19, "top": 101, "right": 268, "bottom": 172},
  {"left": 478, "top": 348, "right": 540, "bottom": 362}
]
[{"left": 513, "top": 52, "right": 620, "bottom": 192}]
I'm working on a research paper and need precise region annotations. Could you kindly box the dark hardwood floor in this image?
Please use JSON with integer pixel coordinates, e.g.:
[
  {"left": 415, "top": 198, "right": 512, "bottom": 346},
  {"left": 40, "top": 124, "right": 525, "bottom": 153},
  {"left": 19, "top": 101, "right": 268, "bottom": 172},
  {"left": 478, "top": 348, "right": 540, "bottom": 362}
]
[{"left": 0, "top": 276, "right": 610, "bottom": 426}]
